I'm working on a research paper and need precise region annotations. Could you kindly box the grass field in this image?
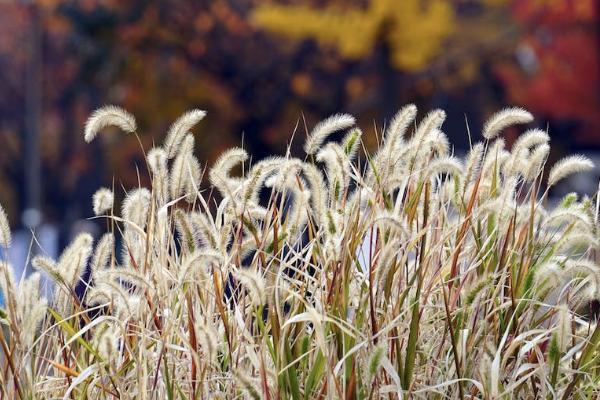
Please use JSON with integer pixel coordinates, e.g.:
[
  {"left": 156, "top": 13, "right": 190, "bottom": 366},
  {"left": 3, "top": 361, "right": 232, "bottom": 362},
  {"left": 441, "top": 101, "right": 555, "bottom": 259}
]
[{"left": 1, "top": 105, "right": 599, "bottom": 398}]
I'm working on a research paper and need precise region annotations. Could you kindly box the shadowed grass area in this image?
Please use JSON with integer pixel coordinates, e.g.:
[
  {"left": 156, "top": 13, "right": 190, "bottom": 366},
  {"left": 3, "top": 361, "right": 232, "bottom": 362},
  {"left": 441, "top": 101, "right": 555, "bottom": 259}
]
[{"left": 1, "top": 105, "right": 600, "bottom": 398}]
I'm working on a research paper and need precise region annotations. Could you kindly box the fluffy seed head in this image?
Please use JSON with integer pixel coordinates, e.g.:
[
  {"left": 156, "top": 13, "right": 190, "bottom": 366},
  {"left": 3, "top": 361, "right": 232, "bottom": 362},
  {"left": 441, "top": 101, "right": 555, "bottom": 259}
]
[
  {"left": 372, "top": 211, "right": 408, "bottom": 235},
  {"left": 164, "top": 109, "right": 206, "bottom": 158},
  {"left": 239, "top": 165, "right": 265, "bottom": 205},
  {"left": 548, "top": 155, "right": 594, "bottom": 187},
  {"left": 0, "top": 204, "right": 11, "bottom": 248},
  {"left": 367, "top": 345, "right": 387, "bottom": 381},
  {"left": 147, "top": 147, "right": 170, "bottom": 205},
  {"left": 0, "top": 261, "right": 16, "bottom": 311},
  {"left": 122, "top": 188, "right": 152, "bottom": 228},
  {"left": 17, "top": 272, "right": 47, "bottom": 347},
  {"left": 179, "top": 134, "right": 196, "bottom": 156},
  {"left": 147, "top": 147, "right": 168, "bottom": 175},
  {"left": 58, "top": 233, "right": 94, "bottom": 286},
  {"left": 342, "top": 127, "right": 362, "bottom": 160},
  {"left": 428, "top": 129, "right": 450, "bottom": 156},
  {"left": 512, "top": 128, "right": 550, "bottom": 153},
  {"left": 95, "top": 324, "right": 120, "bottom": 361},
  {"left": 170, "top": 153, "right": 201, "bottom": 202},
  {"left": 92, "top": 188, "right": 114, "bottom": 216},
  {"left": 196, "top": 317, "right": 219, "bottom": 364},
  {"left": 32, "top": 255, "right": 58, "bottom": 277},
  {"left": 427, "top": 156, "right": 463, "bottom": 177},
  {"left": 464, "top": 142, "right": 484, "bottom": 184},
  {"left": 482, "top": 138, "right": 506, "bottom": 172},
  {"left": 235, "top": 268, "right": 266, "bottom": 306},
  {"left": 209, "top": 147, "right": 248, "bottom": 195},
  {"left": 235, "top": 371, "right": 261, "bottom": 400},
  {"left": 523, "top": 144, "right": 550, "bottom": 182},
  {"left": 84, "top": 105, "right": 136, "bottom": 143},
  {"left": 302, "top": 162, "right": 327, "bottom": 226},
  {"left": 384, "top": 104, "right": 417, "bottom": 147},
  {"left": 189, "top": 211, "right": 218, "bottom": 249},
  {"left": 316, "top": 142, "right": 350, "bottom": 202},
  {"left": 482, "top": 107, "right": 533, "bottom": 140},
  {"left": 414, "top": 109, "right": 446, "bottom": 141},
  {"left": 555, "top": 304, "right": 571, "bottom": 353},
  {"left": 91, "top": 233, "right": 114, "bottom": 279},
  {"left": 174, "top": 209, "right": 195, "bottom": 252},
  {"left": 304, "top": 113, "right": 355, "bottom": 155}
]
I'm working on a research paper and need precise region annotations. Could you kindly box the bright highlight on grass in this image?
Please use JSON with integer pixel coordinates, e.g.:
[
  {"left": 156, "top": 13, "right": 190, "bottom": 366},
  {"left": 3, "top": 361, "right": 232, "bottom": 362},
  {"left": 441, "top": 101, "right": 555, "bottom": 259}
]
[{"left": 1, "top": 105, "right": 600, "bottom": 398}]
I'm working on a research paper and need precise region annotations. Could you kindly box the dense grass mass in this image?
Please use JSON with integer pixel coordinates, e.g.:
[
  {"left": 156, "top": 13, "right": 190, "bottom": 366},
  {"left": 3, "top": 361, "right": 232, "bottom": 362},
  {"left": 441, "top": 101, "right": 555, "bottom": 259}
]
[{"left": 1, "top": 105, "right": 600, "bottom": 398}]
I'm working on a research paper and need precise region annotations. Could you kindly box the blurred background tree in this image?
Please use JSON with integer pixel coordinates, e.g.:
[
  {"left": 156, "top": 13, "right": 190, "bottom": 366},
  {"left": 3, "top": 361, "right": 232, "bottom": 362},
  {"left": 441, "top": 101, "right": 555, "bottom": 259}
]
[
  {"left": 497, "top": 0, "right": 600, "bottom": 145},
  {"left": 252, "top": 0, "right": 454, "bottom": 71},
  {"left": 252, "top": 0, "right": 454, "bottom": 126},
  {"left": 0, "top": 0, "right": 598, "bottom": 252}
]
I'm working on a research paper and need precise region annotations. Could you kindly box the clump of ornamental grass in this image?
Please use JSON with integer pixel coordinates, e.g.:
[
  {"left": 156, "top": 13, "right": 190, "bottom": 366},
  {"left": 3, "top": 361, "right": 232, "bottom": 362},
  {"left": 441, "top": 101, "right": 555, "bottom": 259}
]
[{"left": 2, "top": 105, "right": 600, "bottom": 399}]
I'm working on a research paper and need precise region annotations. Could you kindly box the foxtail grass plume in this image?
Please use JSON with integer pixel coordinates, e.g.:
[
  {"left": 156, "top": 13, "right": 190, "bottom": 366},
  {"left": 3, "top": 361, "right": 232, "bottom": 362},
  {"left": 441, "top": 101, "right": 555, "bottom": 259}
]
[
  {"left": 16, "top": 272, "right": 47, "bottom": 348},
  {"left": 94, "top": 323, "right": 120, "bottom": 361},
  {"left": 234, "top": 267, "right": 266, "bottom": 306},
  {"left": 31, "top": 255, "right": 58, "bottom": 277},
  {"left": 164, "top": 109, "right": 206, "bottom": 158},
  {"left": 209, "top": 147, "right": 248, "bottom": 195},
  {"left": 170, "top": 135, "right": 201, "bottom": 201},
  {"left": 303, "top": 113, "right": 355, "bottom": 155},
  {"left": 427, "top": 156, "right": 463, "bottom": 177},
  {"left": 341, "top": 127, "right": 362, "bottom": 161},
  {"left": 554, "top": 304, "right": 571, "bottom": 353},
  {"left": 0, "top": 203, "right": 10, "bottom": 248},
  {"left": 84, "top": 105, "right": 136, "bottom": 143},
  {"left": 523, "top": 143, "right": 550, "bottom": 182},
  {"left": 366, "top": 344, "right": 387, "bottom": 383},
  {"left": 385, "top": 103, "right": 417, "bottom": 146},
  {"left": 147, "top": 147, "right": 170, "bottom": 204},
  {"left": 414, "top": 109, "right": 446, "bottom": 141},
  {"left": 548, "top": 155, "right": 595, "bottom": 187},
  {"left": 90, "top": 233, "right": 114, "bottom": 279},
  {"left": 482, "top": 106, "right": 533, "bottom": 139},
  {"left": 121, "top": 188, "right": 151, "bottom": 229},
  {"left": 147, "top": 147, "right": 168, "bottom": 175},
  {"left": 92, "top": 187, "right": 114, "bottom": 216},
  {"left": 512, "top": 128, "right": 550, "bottom": 153},
  {"left": 0, "top": 261, "right": 16, "bottom": 311},
  {"left": 56, "top": 233, "right": 94, "bottom": 286}
]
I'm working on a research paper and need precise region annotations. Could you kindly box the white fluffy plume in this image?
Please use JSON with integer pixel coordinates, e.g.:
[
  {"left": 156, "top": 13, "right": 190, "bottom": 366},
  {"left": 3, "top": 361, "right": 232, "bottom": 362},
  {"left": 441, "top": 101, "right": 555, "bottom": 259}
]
[
  {"left": 548, "top": 155, "right": 595, "bottom": 187},
  {"left": 84, "top": 105, "right": 136, "bottom": 143},
  {"left": 482, "top": 107, "right": 533, "bottom": 140},
  {"left": 304, "top": 113, "right": 355, "bottom": 155},
  {"left": 164, "top": 109, "right": 207, "bottom": 159},
  {"left": 385, "top": 104, "right": 417, "bottom": 147},
  {"left": 0, "top": 204, "right": 10, "bottom": 248},
  {"left": 93, "top": 187, "right": 114, "bottom": 216}
]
